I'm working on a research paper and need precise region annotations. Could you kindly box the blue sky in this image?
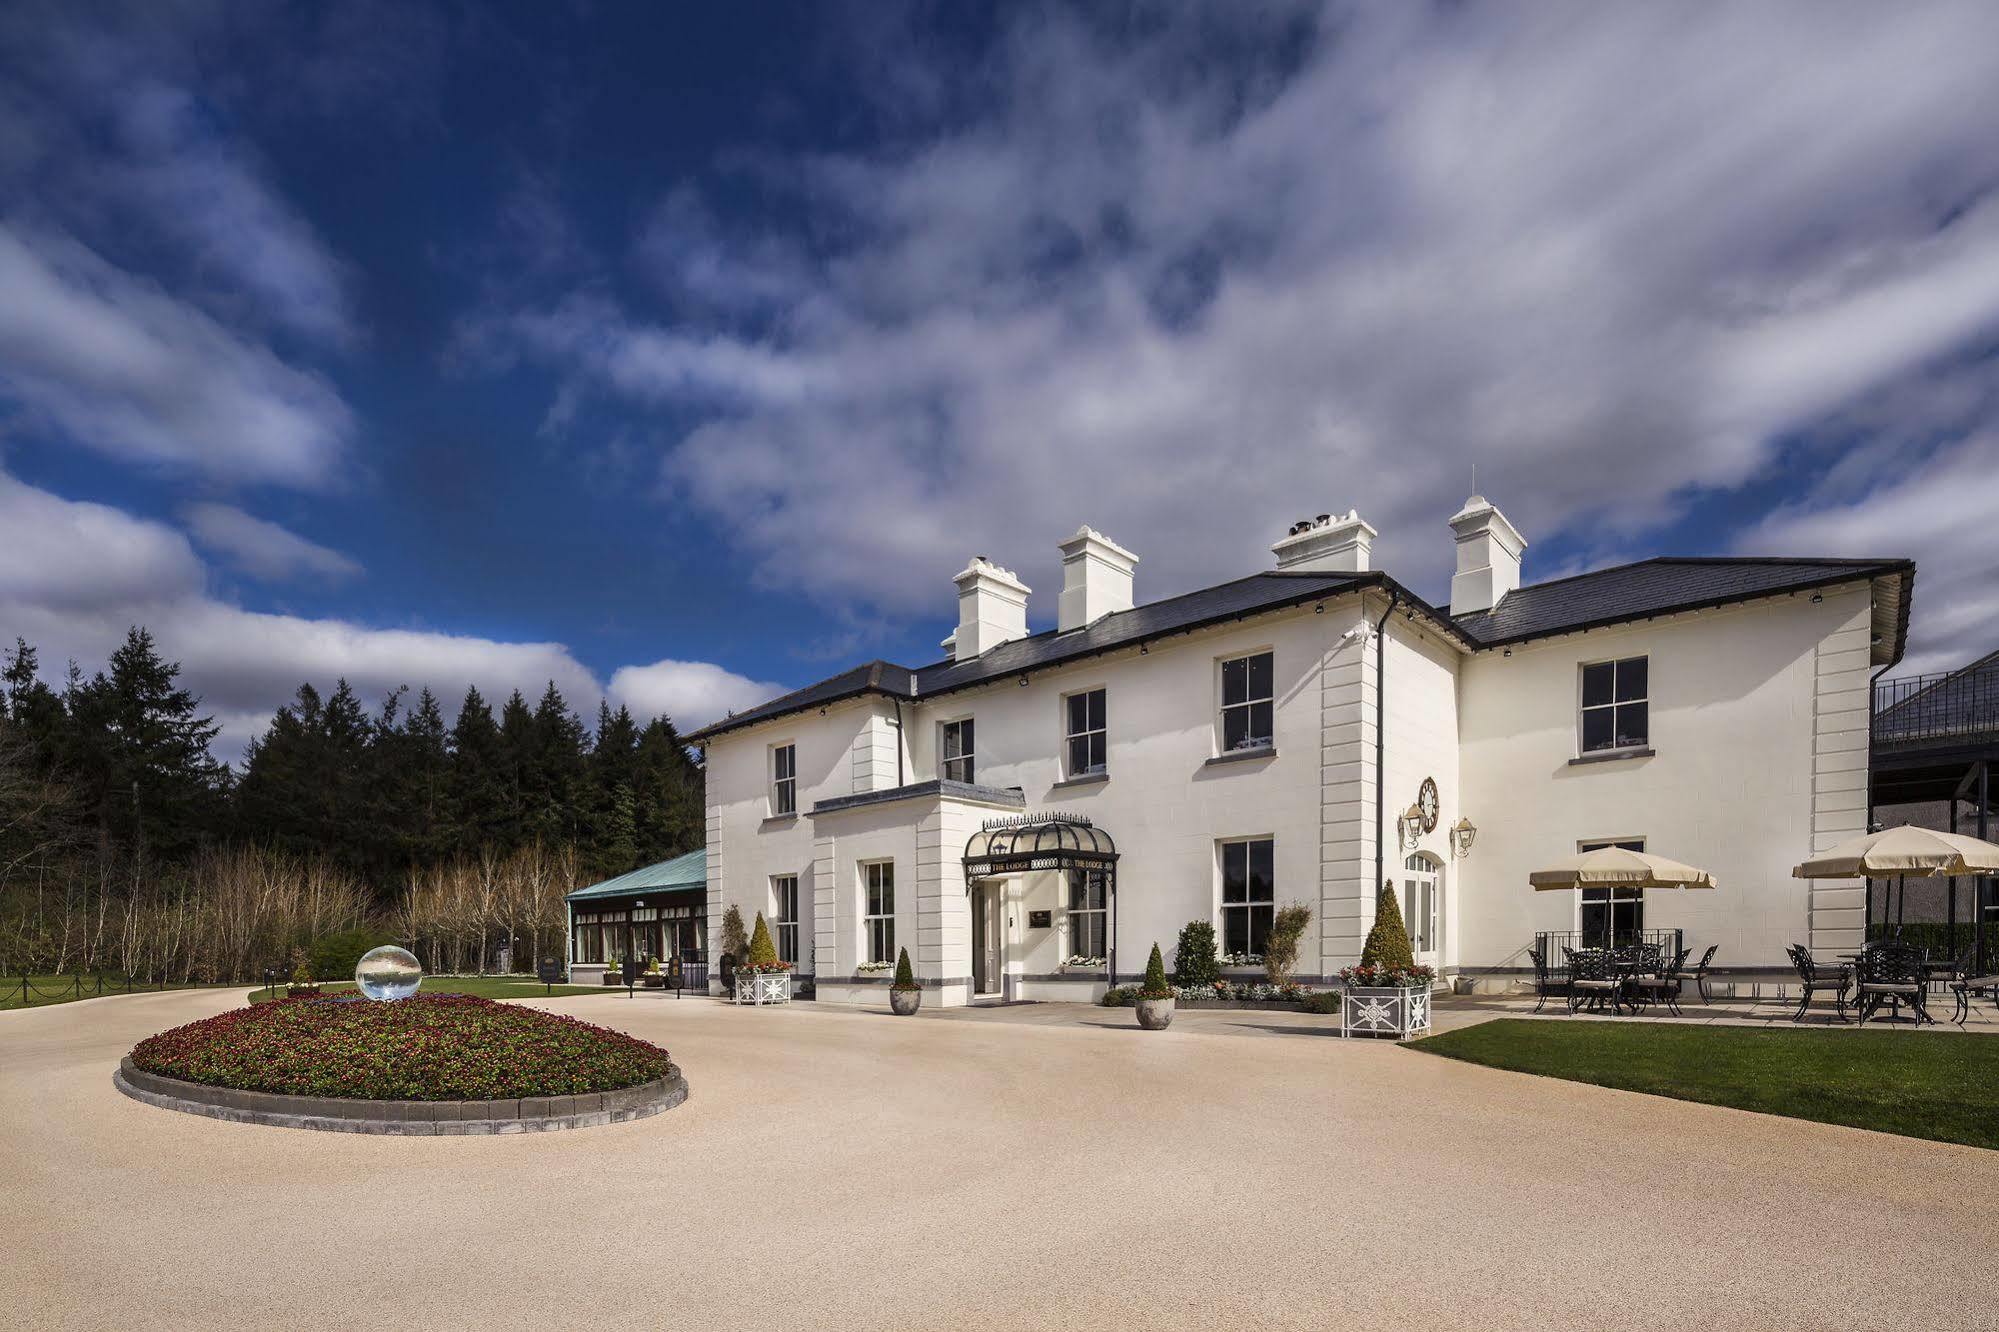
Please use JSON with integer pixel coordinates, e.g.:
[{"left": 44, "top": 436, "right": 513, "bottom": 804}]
[{"left": 5, "top": 1, "right": 1999, "bottom": 761}]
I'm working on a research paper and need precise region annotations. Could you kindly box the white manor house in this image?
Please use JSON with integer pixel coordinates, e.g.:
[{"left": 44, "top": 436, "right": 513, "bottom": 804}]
[{"left": 680, "top": 497, "right": 1913, "bottom": 1007}]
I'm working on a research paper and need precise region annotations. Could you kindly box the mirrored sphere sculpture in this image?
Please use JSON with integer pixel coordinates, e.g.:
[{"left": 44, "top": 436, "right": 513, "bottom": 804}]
[{"left": 355, "top": 945, "right": 423, "bottom": 1001}]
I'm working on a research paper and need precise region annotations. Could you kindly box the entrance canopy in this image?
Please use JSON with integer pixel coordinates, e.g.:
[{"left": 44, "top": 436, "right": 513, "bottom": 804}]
[{"left": 963, "top": 812, "right": 1117, "bottom": 876}]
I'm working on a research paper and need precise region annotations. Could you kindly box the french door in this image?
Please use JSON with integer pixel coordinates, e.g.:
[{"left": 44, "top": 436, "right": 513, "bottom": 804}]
[{"left": 1401, "top": 853, "right": 1443, "bottom": 968}]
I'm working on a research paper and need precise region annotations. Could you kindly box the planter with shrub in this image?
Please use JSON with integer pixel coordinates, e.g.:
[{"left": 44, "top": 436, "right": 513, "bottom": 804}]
[
  {"left": 286, "top": 949, "right": 320, "bottom": 998},
  {"left": 1339, "top": 884, "right": 1435, "bottom": 1038},
  {"left": 1135, "top": 943, "right": 1175, "bottom": 1030},
  {"left": 888, "top": 947, "right": 921, "bottom": 1015},
  {"left": 733, "top": 913, "right": 794, "bottom": 1005}
]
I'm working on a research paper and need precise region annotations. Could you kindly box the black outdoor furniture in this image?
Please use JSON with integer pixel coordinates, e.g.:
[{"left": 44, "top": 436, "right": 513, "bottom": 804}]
[
  {"left": 1627, "top": 946, "right": 1691, "bottom": 1016},
  {"left": 1682, "top": 944, "right": 1720, "bottom": 1005},
  {"left": 1853, "top": 942, "right": 1931, "bottom": 1025},
  {"left": 1564, "top": 947, "right": 1624, "bottom": 1015},
  {"left": 1785, "top": 944, "right": 1850, "bottom": 1023},
  {"left": 1943, "top": 951, "right": 1997, "bottom": 1025},
  {"left": 1528, "top": 946, "right": 1569, "bottom": 1014}
]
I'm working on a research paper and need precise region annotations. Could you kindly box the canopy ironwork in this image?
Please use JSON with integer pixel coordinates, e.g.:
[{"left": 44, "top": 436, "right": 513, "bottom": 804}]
[{"left": 963, "top": 812, "right": 1122, "bottom": 984}]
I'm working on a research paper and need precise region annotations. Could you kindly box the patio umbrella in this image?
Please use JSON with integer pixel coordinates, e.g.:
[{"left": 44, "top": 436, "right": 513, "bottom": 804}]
[
  {"left": 1791, "top": 825, "right": 1999, "bottom": 935},
  {"left": 1528, "top": 846, "right": 1717, "bottom": 891}
]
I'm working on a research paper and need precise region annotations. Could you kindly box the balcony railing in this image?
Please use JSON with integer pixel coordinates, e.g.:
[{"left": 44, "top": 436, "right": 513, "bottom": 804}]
[{"left": 1873, "top": 666, "right": 1999, "bottom": 751}]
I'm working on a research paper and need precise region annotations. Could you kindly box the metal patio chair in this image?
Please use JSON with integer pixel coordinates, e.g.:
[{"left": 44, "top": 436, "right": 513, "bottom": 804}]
[
  {"left": 1628, "top": 945, "right": 1691, "bottom": 1015},
  {"left": 1854, "top": 942, "right": 1930, "bottom": 1026},
  {"left": 1528, "top": 945, "right": 1569, "bottom": 1014},
  {"left": 1943, "top": 950, "right": 1995, "bottom": 1025},
  {"left": 1785, "top": 943, "right": 1849, "bottom": 1023},
  {"left": 1564, "top": 947, "right": 1624, "bottom": 1015},
  {"left": 1681, "top": 944, "right": 1720, "bottom": 1005}
]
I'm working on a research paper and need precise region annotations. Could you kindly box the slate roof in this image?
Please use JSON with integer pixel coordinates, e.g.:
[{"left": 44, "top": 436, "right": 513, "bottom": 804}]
[
  {"left": 688, "top": 556, "right": 1912, "bottom": 745},
  {"left": 566, "top": 848, "right": 706, "bottom": 902},
  {"left": 1444, "top": 557, "right": 1913, "bottom": 648}
]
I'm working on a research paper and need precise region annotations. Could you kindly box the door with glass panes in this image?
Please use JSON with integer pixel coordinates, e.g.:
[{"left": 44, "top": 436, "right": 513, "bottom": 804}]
[{"left": 1401, "top": 853, "right": 1443, "bottom": 969}]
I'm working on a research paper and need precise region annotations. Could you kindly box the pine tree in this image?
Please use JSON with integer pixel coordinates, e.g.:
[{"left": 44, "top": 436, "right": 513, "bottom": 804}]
[
  {"left": 529, "top": 681, "right": 588, "bottom": 847},
  {"left": 447, "top": 686, "right": 509, "bottom": 855},
  {"left": 72, "top": 627, "right": 226, "bottom": 862},
  {"left": 632, "top": 714, "right": 703, "bottom": 860}
]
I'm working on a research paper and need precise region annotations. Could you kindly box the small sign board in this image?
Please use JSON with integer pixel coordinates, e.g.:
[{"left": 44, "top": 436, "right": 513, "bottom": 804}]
[
  {"left": 537, "top": 958, "right": 564, "bottom": 992},
  {"left": 620, "top": 957, "right": 642, "bottom": 990},
  {"left": 1027, "top": 910, "right": 1052, "bottom": 929}
]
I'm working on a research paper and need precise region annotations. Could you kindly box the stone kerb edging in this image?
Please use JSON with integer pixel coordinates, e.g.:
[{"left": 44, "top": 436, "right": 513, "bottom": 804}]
[{"left": 113, "top": 1057, "right": 687, "bottom": 1134}]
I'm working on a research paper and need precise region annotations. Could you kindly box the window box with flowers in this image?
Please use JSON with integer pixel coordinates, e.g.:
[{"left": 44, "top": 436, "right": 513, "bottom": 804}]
[{"left": 733, "top": 914, "right": 794, "bottom": 1005}]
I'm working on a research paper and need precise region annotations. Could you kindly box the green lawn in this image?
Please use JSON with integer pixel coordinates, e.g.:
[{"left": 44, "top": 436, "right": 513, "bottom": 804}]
[
  {"left": 1412, "top": 1019, "right": 1999, "bottom": 1152},
  {"left": 1, "top": 975, "right": 203, "bottom": 1011},
  {"left": 248, "top": 975, "right": 609, "bottom": 1005}
]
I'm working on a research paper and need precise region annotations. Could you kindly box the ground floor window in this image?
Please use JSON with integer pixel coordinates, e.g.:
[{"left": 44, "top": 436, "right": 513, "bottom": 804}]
[
  {"left": 773, "top": 874, "right": 799, "bottom": 964},
  {"left": 1579, "top": 838, "right": 1644, "bottom": 946},
  {"left": 1402, "top": 852, "right": 1441, "bottom": 955},
  {"left": 1220, "top": 837, "right": 1274, "bottom": 960},
  {"left": 1067, "top": 869, "right": 1107, "bottom": 961},
  {"left": 864, "top": 861, "right": 895, "bottom": 965}
]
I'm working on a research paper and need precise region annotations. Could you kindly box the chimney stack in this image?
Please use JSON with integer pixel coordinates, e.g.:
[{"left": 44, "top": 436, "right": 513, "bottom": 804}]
[
  {"left": 1270, "top": 509, "right": 1376, "bottom": 573},
  {"left": 951, "top": 557, "right": 1031, "bottom": 660},
  {"left": 1448, "top": 494, "right": 1527, "bottom": 615},
  {"left": 1056, "top": 527, "right": 1138, "bottom": 632}
]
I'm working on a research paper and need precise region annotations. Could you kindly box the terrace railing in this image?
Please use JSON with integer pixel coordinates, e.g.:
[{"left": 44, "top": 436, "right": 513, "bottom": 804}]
[
  {"left": 1874, "top": 666, "right": 1999, "bottom": 751},
  {"left": 1535, "top": 927, "right": 1683, "bottom": 962}
]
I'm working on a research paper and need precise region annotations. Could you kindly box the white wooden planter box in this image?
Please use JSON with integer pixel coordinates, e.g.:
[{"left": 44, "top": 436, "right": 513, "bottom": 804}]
[
  {"left": 1340, "top": 984, "right": 1431, "bottom": 1038},
  {"left": 734, "top": 972, "right": 792, "bottom": 1006}
]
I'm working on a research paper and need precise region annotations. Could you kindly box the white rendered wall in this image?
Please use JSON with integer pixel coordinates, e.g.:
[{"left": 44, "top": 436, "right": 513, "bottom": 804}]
[
  {"left": 1376, "top": 611, "right": 1464, "bottom": 969},
  {"left": 1455, "top": 584, "right": 1874, "bottom": 973}
]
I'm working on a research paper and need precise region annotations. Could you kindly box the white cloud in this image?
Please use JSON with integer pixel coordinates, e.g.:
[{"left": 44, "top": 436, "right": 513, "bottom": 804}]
[
  {"left": 0, "top": 472, "right": 765, "bottom": 762},
  {"left": 1737, "top": 434, "right": 1999, "bottom": 676},
  {"left": 609, "top": 659, "right": 790, "bottom": 733},
  {"left": 492, "top": 3, "right": 1999, "bottom": 635},
  {"left": 0, "top": 225, "right": 352, "bottom": 486},
  {"left": 181, "top": 502, "right": 362, "bottom": 583}
]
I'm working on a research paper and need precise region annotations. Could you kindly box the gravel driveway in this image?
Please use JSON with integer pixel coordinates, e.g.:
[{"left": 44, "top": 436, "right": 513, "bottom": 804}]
[{"left": 4, "top": 988, "right": 1994, "bottom": 1330}]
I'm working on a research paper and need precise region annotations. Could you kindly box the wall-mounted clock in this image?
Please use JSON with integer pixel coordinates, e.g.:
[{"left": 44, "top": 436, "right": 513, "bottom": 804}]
[{"left": 1417, "top": 776, "right": 1440, "bottom": 833}]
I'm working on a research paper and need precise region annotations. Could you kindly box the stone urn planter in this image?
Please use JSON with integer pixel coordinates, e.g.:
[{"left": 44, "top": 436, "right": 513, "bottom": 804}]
[
  {"left": 734, "top": 970, "right": 792, "bottom": 1005},
  {"left": 889, "top": 986, "right": 922, "bottom": 1016},
  {"left": 1339, "top": 984, "right": 1431, "bottom": 1038},
  {"left": 1135, "top": 995, "right": 1175, "bottom": 1030}
]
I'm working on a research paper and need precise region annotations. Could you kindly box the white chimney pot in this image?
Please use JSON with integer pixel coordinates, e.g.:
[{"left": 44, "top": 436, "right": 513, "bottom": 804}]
[
  {"left": 1270, "top": 508, "right": 1376, "bottom": 573},
  {"left": 951, "top": 558, "right": 1031, "bottom": 660},
  {"left": 1056, "top": 527, "right": 1138, "bottom": 632},
  {"left": 1448, "top": 494, "right": 1527, "bottom": 615}
]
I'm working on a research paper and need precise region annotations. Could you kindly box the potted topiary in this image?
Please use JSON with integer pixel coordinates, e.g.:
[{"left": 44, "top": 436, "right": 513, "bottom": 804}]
[
  {"left": 888, "top": 947, "right": 921, "bottom": 1015},
  {"left": 733, "top": 912, "right": 795, "bottom": 1005},
  {"left": 1135, "top": 943, "right": 1175, "bottom": 1030},
  {"left": 1337, "top": 882, "right": 1436, "bottom": 1038}
]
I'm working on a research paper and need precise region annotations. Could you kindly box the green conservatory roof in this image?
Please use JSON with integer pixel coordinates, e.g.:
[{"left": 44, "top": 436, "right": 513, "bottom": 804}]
[{"left": 566, "top": 849, "right": 707, "bottom": 903}]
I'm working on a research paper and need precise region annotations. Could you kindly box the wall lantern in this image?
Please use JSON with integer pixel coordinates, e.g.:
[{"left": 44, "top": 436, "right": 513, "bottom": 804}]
[
  {"left": 1449, "top": 817, "right": 1478, "bottom": 860},
  {"left": 1397, "top": 803, "right": 1425, "bottom": 851}
]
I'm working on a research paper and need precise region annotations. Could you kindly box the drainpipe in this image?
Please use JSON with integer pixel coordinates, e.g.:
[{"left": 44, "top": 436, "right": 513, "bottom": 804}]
[
  {"left": 891, "top": 696, "right": 907, "bottom": 787},
  {"left": 1373, "top": 588, "right": 1403, "bottom": 898}
]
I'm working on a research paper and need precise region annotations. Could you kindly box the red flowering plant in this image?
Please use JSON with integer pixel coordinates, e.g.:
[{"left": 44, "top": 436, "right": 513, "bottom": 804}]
[
  {"left": 738, "top": 913, "right": 794, "bottom": 974},
  {"left": 1337, "top": 961, "right": 1436, "bottom": 989},
  {"left": 130, "top": 994, "right": 674, "bottom": 1101}
]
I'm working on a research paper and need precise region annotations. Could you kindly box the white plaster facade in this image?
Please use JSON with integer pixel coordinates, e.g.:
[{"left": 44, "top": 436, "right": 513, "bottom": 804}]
[{"left": 694, "top": 502, "right": 1909, "bottom": 1005}]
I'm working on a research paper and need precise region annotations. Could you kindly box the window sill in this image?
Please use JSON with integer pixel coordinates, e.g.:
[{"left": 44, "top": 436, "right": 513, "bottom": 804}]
[
  {"left": 1568, "top": 747, "right": 1655, "bottom": 767},
  {"left": 1205, "top": 745, "right": 1276, "bottom": 767},
  {"left": 1050, "top": 771, "right": 1109, "bottom": 790},
  {"left": 760, "top": 813, "right": 800, "bottom": 829}
]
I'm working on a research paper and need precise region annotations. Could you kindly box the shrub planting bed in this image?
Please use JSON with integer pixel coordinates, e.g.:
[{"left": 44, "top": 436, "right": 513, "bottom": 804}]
[{"left": 132, "top": 993, "right": 674, "bottom": 1101}]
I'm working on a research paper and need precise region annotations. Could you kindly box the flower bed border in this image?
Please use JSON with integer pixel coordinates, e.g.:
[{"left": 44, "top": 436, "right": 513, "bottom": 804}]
[{"left": 112, "top": 1057, "right": 686, "bottom": 1135}]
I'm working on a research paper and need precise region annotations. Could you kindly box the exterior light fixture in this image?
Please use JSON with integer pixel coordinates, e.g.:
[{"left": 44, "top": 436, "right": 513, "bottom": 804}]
[
  {"left": 1398, "top": 803, "right": 1425, "bottom": 851},
  {"left": 1449, "top": 817, "right": 1477, "bottom": 860},
  {"left": 1810, "top": 593, "right": 1824, "bottom": 604}
]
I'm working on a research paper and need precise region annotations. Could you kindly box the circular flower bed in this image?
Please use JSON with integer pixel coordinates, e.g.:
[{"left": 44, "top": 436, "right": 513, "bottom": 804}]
[{"left": 130, "top": 994, "right": 674, "bottom": 1101}]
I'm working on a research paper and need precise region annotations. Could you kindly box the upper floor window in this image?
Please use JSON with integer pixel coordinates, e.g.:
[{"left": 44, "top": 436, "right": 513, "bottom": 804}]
[
  {"left": 942, "top": 718, "right": 975, "bottom": 784},
  {"left": 1065, "top": 689, "right": 1107, "bottom": 777},
  {"left": 770, "top": 743, "right": 797, "bottom": 816},
  {"left": 1580, "top": 657, "right": 1648, "bottom": 753},
  {"left": 1220, "top": 651, "right": 1274, "bottom": 752},
  {"left": 772, "top": 874, "right": 799, "bottom": 964},
  {"left": 1219, "top": 837, "right": 1274, "bottom": 960}
]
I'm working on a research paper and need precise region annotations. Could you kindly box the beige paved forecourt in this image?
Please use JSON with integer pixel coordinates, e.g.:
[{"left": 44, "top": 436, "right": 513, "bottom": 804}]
[{"left": 3, "top": 988, "right": 1995, "bottom": 1331}]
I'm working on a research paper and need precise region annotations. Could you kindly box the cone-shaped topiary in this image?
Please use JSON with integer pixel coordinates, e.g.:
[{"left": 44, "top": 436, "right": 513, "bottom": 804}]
[
  {"left": 1139, "top": 942, "right": 1173, "bottom": 999},
  {"left": 891, "top": 946, "right": 918, "bottom": 991},
  {"left": 745, "top": 912, "right": 783, "bottom": 971},
  {"left": 1359, "top": 881, "right": 1415, "bottom": 971}
]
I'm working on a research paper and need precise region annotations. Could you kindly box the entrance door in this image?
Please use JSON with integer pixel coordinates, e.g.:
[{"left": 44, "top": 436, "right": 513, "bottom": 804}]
[
  {"left": 1401, "top": 853, "right": 1443, "bottom": 969},
  {"left": 972, "top": 882, "right": 1003, "bottom": 995}
]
